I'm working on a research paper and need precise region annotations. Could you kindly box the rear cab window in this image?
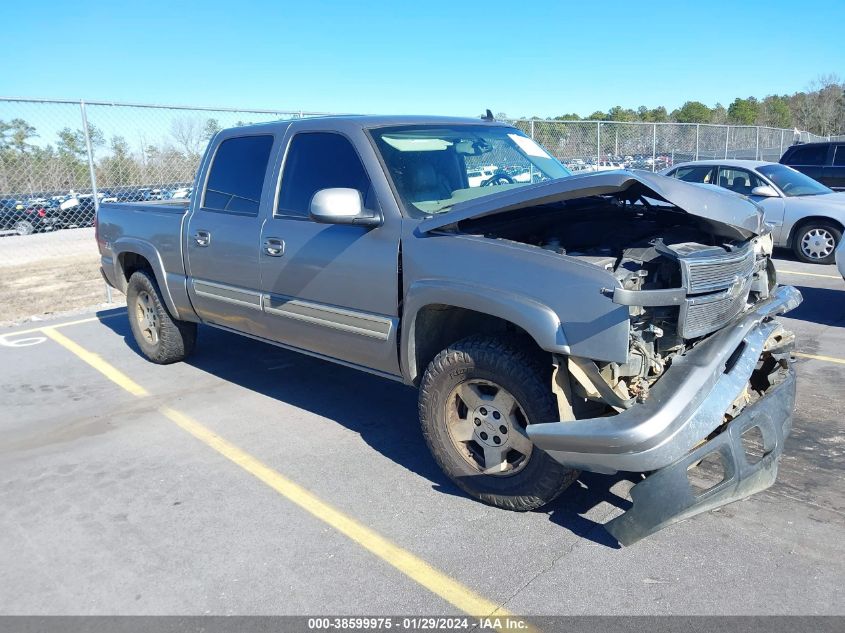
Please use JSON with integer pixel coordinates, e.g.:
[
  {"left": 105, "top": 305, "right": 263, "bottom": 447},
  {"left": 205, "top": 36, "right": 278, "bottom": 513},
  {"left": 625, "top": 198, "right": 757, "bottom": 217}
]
[
  {"left": 203, "top": 135, "right": 275, "bottom": 215},
  {"left": 783, "top": 144, "right": 828, "bottom": 166},
  {"left": 833, "top": 146, "right": 845, "bottom": 167}
]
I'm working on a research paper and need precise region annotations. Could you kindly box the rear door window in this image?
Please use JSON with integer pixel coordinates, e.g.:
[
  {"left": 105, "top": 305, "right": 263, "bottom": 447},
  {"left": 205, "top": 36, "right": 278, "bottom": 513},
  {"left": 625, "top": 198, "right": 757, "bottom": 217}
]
[
  {"left": 784, "top": 144, "right": 828, "bottom": 166},
  {"left": 203, "top": 135, "right": 274, "bottom": 215}
]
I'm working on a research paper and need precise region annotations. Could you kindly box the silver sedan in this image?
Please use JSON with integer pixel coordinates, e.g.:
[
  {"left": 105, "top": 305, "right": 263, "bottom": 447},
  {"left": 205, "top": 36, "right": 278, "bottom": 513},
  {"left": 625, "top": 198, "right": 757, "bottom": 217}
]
[{"left": 661, "top": 159, "right": 845, "bottom": 264}]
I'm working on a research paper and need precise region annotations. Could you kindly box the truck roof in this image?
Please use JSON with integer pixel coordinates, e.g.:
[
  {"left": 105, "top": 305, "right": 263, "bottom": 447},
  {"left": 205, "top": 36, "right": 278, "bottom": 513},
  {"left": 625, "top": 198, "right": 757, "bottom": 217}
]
[{"left": 225, "top": 114, "right": 508, "bottom": 136}]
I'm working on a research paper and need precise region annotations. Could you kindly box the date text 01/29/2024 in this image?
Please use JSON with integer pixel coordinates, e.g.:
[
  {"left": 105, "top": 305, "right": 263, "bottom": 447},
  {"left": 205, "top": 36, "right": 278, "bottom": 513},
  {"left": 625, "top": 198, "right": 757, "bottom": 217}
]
[{"left": 306, "top": 616, "right": 530, "bottom": 630}]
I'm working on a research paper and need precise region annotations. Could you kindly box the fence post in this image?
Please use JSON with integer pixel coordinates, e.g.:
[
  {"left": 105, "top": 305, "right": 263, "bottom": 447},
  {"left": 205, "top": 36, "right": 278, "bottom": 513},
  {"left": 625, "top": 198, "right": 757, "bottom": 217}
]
[
  {"left": 780, "top": 129, "right": 785, "bottom": 157},
  {"left": 652, "top": 124, "right": 657, "bottom": 172},
  {"left": 596, "top": 122, "right": 601, "bottom": 167},
  {"left": 695, "top": 124, "right": 700, "bottom": 160},
  {"left": 79, "top": 100, "right": 100, "bottom": 211},
  {"left": 755, "top": 127, "right": 760, "bottom": 160},
  {"left": 724, "top": 126, "right": 729, "bottom": 159},
  {"left": 530, "top": 118, "right": 535, "bottom": 140},
  {"left": 79, "top": 100, "right": 109, "bottom": 303}
]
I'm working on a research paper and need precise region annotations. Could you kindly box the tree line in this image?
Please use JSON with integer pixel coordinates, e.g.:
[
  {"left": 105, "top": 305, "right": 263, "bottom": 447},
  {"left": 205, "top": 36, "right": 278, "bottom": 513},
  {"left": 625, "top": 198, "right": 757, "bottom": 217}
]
[
  {"left": 2, "top": 76, "right": 843, "bottom": 196},
  {"left": 512, "top": 74, "right": 845, "bottom": 136},
  {"left": 0, "top": 116, "right": 225, "bottom": 195}
]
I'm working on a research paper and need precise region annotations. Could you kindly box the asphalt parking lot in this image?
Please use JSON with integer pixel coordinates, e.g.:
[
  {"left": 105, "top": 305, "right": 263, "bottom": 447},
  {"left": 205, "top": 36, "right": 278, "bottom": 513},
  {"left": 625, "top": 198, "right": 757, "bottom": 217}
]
[{"left": 1, "top": 252, "right": 843, "bottom": 617}]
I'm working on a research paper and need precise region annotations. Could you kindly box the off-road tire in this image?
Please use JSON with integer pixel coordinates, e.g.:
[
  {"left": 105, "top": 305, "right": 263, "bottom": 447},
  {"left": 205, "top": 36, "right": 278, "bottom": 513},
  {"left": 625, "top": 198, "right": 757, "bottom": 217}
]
[
  {"left": 792, "top": 220, "right": 841, "bottom": 265},
  {"left": 419, "top": 335, "right": 579, "bottom": 511},
  {"left": 126, "top": 270, "right": 196, "bottom": 364}
]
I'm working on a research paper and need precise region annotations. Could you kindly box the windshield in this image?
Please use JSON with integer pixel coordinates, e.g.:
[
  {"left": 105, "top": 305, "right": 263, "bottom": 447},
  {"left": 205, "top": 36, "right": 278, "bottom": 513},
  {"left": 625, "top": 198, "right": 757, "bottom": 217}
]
[
  {"left": 371, "top": 125, "right": 571, "bottom": 217},
  {"left": 757, "top": 164, "right": 832, "bottom": 197}
]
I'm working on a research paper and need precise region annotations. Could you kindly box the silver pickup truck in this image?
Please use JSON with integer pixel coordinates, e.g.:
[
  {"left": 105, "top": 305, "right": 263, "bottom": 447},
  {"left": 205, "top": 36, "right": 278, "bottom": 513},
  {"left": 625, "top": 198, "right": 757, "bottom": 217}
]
[{"left": 98, "top": 115, "right": 802, "bottom": 544}]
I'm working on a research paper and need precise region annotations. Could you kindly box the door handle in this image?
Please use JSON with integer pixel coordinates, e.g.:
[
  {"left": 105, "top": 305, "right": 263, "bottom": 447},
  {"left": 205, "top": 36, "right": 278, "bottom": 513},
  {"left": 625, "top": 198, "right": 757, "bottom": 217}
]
[
  {"left": 263, "top": 238, "right": 285, "bottom": 257},
  {"left": 193, "top": 230, "right": 211, "bottom": 247}
]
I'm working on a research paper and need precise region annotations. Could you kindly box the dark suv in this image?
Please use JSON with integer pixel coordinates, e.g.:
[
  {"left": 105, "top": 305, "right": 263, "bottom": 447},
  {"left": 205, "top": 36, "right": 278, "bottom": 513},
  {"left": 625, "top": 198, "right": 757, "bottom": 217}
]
[{"left": 780, "top": 141, "right": 845, "bottom": 190}]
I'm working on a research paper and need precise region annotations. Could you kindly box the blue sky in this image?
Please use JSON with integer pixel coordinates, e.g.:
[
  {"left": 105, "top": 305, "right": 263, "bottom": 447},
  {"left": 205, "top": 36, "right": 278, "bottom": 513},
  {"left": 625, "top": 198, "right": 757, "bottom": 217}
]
[{"left": 2, "top": 0, "right": 844, "bottom": 118}]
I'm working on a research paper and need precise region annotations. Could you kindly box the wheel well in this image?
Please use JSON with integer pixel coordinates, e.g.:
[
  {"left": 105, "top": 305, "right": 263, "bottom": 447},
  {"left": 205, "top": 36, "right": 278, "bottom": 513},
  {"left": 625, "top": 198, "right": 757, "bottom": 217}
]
[
  {"left": 119, "top": 252, "right": 154, "bottom": 283},
  {"left": 411, "top": 304, "right": 545, "bottom": 384},
  {"left": 787, "top": 216, "right": 844, "bottom": 246}
]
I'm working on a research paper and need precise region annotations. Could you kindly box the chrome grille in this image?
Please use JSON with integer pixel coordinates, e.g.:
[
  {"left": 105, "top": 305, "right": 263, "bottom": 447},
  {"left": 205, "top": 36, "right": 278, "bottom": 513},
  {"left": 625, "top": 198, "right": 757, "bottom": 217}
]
[
  {"left": 680, "top": 244, "right": 756, "bottom": 294},
  {"left": 679, "top": 278, "right": 752, "bottom": 339}
]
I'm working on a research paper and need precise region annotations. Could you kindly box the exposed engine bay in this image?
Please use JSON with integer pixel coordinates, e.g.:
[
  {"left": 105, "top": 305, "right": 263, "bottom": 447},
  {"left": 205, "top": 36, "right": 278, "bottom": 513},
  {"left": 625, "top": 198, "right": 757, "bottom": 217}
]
[{"left": 458, "top": 195, "right": 778, "bottom": 409}]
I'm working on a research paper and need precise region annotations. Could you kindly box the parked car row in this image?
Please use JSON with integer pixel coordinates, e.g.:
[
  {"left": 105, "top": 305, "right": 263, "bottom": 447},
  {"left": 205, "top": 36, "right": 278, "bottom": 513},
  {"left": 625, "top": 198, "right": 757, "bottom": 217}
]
[
  {"left": 0, "top": 185, "right": 193, "bottom": 236},
  {"left": 564, "top": 154, "right": 673, "bottom": 173}
]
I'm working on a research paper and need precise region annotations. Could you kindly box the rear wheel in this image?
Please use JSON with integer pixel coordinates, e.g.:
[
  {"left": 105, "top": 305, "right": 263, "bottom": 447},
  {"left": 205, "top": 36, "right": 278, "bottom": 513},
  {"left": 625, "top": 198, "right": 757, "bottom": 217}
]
[
  {"left": 792, "top": 221, "right": 841, "bottom": 264},
  {"left": 13, "top": 220, "right": 34, "bottom": 236},
  {"left": 419, "top": 335, "right": 579, "bottom": 511},
  {"left": 126, "top": 270, "right": 196, "bottom": 364}
]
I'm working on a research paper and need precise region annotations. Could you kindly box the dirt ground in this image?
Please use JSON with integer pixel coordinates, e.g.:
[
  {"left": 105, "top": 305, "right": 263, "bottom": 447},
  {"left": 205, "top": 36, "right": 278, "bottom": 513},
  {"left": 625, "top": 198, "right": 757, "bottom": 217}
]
[{"left": 0, "top": 229, "right": 125, "bottom": 325}]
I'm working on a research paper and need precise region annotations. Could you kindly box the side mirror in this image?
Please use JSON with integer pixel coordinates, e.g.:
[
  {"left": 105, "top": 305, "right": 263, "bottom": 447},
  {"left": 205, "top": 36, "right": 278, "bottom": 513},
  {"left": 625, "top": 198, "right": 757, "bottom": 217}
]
[
  {"left": 309, "top": 188, "right": 381, "bottom": 226},
  {"left": 750, "top": 185, "right": 779, "bottom": 198}
]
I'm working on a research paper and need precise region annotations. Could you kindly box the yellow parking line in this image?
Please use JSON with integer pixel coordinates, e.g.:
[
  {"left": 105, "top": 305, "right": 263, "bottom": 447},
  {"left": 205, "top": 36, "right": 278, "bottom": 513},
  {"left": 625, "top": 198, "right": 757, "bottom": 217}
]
[
  {"left": 794, "top": 352, "right": 845, "bottom": 365},
  {"left": 160, "top": 406, "right": 511, "bottom": 619},
  {"left": 42, "top": 327, "right": 149, "bottom": 397},
  {"left": 778, "top": 269, "right": 842, "bottom": 280},
  {"left": 42, "top": 328, "right": 520, "bottom": 624},
  {"left": 1, "top": 311, "right": 126, "bottom": 339}
]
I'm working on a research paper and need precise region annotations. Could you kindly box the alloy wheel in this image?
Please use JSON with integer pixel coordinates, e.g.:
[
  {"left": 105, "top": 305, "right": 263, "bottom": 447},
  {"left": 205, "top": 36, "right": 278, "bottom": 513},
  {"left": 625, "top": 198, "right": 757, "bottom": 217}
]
[
  {"left": 135, "top": 290, "right": 160, "bottom": 345},
  {"left": 444, "top": 379, "right": 533, "bottom": 476}
]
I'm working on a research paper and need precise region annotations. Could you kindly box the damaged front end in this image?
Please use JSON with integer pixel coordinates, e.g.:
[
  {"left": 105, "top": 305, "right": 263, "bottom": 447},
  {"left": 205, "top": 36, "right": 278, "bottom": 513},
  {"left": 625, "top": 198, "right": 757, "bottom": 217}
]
[
  {"left": 433, "top": 171, "right": 803, "bottom": 544},
  {"left": 520, "top": 202, "right": 801, "bottom": 544},
  {"left": 530, "top": 285, "right": 800, "bottom": 544}
]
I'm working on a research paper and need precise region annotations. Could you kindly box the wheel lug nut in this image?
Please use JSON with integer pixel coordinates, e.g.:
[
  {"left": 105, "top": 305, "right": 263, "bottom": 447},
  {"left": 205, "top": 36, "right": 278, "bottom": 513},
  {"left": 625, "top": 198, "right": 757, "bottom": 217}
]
[
  {"left": 493, "top": 436, "right": 501, "bottom": 444},
  {"left": 479, "top": 407, "right": 487, "bottom": 416},
  {"left": 474, "top": 418, "right": 481, "bottom": 426},
  {"left": 480, "top": 432, "right": 488, "bottom": 440},
  {"left": 499, "top": 425, "right": 508, "bottom": 434},
  {"left": 492, "top": 411, "right": 500, "bottom": 420}
]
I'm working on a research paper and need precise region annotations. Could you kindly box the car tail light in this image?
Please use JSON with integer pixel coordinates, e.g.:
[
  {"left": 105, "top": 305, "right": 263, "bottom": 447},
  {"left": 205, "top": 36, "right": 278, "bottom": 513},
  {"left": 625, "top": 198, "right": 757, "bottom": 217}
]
[{"left": 37, "top": 208, "right": 46, "bottom": 217}]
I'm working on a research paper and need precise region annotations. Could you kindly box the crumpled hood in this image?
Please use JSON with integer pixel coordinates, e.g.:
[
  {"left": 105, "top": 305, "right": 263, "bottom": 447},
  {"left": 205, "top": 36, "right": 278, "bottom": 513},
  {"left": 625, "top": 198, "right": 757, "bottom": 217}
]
[{"left": 419, "top": 170, "right": 766, "bottom": 239}]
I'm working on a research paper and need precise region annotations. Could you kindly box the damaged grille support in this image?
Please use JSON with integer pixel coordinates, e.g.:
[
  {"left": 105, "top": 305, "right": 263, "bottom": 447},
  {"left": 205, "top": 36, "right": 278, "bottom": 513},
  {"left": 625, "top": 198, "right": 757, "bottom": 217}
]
[{"left": 608, "top": 239, "right": 760, "bottom": 340}]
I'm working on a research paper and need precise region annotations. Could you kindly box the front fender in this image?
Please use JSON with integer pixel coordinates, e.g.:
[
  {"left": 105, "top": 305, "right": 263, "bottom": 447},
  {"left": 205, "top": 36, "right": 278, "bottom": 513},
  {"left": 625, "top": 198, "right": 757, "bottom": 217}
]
[
  {"left": 401, "top": 279, "right": 569, "bottom": 382},
  {"left": 782, "top": 199, "right": 845, "bottom": 246},
  {"left": 401, "top": 230, "right": 631, "bottom": 380}
]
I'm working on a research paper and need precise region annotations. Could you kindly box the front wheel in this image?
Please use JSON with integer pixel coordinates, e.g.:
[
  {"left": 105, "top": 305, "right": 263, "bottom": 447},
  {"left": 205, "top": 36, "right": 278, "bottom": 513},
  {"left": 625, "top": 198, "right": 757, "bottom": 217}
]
[
  {"left": 792, "top": 221, "right": 841, "bottom": 264},
  {"left": 126, "top": 270, "right": 196, "bottom": 364},
  {"left": 418, "top": 335, "right": 578, "bottom": 511}
]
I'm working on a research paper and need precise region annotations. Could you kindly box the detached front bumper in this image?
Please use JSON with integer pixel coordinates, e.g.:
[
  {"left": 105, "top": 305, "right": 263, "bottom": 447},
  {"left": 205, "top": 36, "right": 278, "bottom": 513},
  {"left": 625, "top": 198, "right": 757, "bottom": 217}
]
[
  {"left": 526, "top": 284, "right": 802, "bottom": 544},
  {"left": 604, "top": 371, "right": 794, "bottom": 544}
]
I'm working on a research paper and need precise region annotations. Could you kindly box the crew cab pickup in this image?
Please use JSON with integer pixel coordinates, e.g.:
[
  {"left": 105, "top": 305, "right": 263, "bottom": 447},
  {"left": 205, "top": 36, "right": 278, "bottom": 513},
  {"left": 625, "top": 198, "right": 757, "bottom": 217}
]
[
  {"left": 98, "top": 115, "right": 802, "bottom": 544},
  {"left": 780, "top": 141, "right": 845, "bottom": 191}
]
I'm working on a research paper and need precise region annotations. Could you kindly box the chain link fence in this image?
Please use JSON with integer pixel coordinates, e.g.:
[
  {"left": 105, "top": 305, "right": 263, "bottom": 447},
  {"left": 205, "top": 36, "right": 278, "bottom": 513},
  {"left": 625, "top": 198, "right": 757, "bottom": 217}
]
[
  {"left": 507, "top": 119, "right": 829, "bottom": 172},
  {"left": 0, "top": 97, "right": 834, "bottom": 322}
]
